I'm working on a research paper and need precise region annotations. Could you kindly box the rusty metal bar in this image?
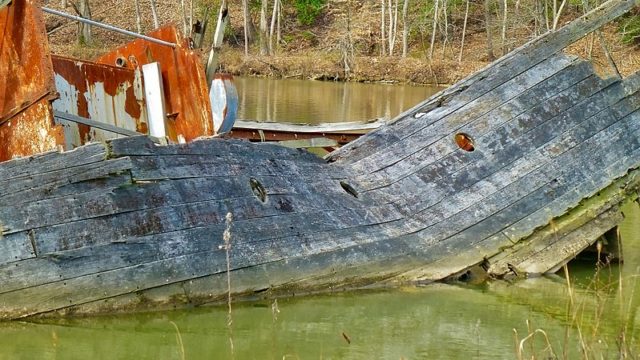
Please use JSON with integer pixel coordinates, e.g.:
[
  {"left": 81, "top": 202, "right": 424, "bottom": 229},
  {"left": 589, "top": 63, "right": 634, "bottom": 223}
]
[
  {"left": 42, "top": 7, "right": 177, "bottom": 48},
  {"left": 54, "top": 111, "right": 143, "bottom": 137}
]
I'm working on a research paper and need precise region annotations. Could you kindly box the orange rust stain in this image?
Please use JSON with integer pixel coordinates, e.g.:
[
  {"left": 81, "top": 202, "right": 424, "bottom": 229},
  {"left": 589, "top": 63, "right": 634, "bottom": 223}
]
[
  {"left": 52, "top": 55, "right": 143, "bottom": 119},
  {"left": 96, "top": 26, "right": 214, "bottom": 142},
  {"left": 0, "top": 99, "right": 64, "bottom": 162},
  {"left": 0, "top": 0, "right": 56, "bottom": 122},
  {"left": 0, "top": 0, "right": 62, "bottom": 161},
  {"left": 455, "top": 133, "right": 475, "bottom": 152}
]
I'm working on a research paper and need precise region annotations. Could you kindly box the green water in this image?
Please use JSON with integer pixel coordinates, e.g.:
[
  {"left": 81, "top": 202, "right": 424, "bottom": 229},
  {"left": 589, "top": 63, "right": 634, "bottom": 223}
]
[{"left": 3, "top": 79, "right": 640, "bottom": 359}]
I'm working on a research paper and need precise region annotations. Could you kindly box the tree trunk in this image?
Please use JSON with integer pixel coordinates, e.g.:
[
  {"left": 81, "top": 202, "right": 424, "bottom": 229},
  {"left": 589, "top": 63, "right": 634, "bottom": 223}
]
[
  {"left": 243, "top": 0, "right": 249, "bottom": 56},
  {"left": 180, "top": 0, "right": 188, "bottom": 36},
  {"left": 552, "top": 0, "right": 568, "bottom": 30},
  {"left": 500, "top": 0, "right": 507, "bottom": 55},
  {"left": 260, "top": 0, "right": 269, "bottom": 55},
  {"left": 428, "top": 0, "right": 439, "bottom": 60},
  {"left": 276, "top": 0, "right": 281, "bottom": 43},
  {"left": 440, "top": 0, "right": 448, "bottom": 59},
  {"left": 388, "top": 0, "right": 398, "bottom": 55},
  {"left": 401, "top": 0, "right": 409, "bottom": 57},
  {"left": 134, "top": 0, "right": 142, "bottom": 33},
  {"left": 458, "top": 0, "right": 469, "bottom": 63},
  {"left": 150, "top": 0, "right": 160, "bottom": 28},
  {"left": 269, "top": 0, "right": 279, "bottom": 53},
  {"left": 381, "top": 0, "right": 386, "bottom": 55},
  {"left": 77, "top": 0, "right": 92, "bottom": 45},
  {"left": 206, "top": 0, "right": 230, "bottom": 84},
  {"left": 483, "top": 0, "right": 495, "bottom": 61}
]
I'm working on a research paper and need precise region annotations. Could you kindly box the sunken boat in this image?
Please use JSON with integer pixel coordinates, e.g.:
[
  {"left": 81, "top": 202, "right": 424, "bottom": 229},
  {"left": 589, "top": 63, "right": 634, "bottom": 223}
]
[{"left": 1, "top": 0, "right": 640, "bottom": 319}]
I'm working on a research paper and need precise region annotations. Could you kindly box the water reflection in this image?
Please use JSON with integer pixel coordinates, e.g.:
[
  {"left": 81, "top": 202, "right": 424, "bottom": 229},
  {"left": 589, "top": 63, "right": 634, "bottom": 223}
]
[{"left": 235, "top": 77, "right": 441, "bottom": 124}]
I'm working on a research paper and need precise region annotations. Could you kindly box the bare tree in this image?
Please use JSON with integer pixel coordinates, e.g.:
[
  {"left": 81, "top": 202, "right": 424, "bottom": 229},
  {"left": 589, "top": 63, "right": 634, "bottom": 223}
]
[
  {"left": 134, "top": 0, "right": 142, "bottom": 33},
  {"left": 500, "top": 0, "right": 507, "bottom": 54},
  {"left": 458, "top": 0, "right": 470, "bottom": 62},
  {"left": 150, "top": 0, "right": 160, "bottom": 28},
  {"left": 243, "top": 0, "right": 249, "bottom": 56},
  {"left": 260, "top": 0, "right": 269, "bottom": 55},
  {"left": 181, "top": 0, "right": 189, "bottom": 35},
  {"left": 484, "top": 0, "right": 495, "bottom": 60},
  {"left": 381, "top": 0, "right": 387, "bottom": 55},
  {"left": 70, "top": 0, "right": 92, "bottom": 44},
  {"left": 552, "top": 0, "right": 568, "bottom": 30},
  {"left": 440, "top": 0, "right": 448, "bottom": 58},
  {"left": 388, "top": 0, "right": 399, "bottom": 55},
  {"left": 428, "top": 0, "right": 440, "bottom": 60},
  {"left": 269, "top": 0, "right": 281, "bottom": 53},
  {"left": 401, "top": 0, "right": 409, "bottom": 57},
  {"left": 206, "top": 0, "right": 230, "bottom": 83}
]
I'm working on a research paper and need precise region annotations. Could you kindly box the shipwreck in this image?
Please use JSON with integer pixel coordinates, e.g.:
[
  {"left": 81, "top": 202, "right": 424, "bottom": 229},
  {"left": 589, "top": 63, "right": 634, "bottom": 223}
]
[{"left": 1, "top": 0, "right": 639, "bottom": 319}]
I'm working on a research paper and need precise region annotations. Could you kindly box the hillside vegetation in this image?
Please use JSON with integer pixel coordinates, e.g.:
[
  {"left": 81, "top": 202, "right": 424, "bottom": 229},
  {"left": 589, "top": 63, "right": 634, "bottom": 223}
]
[{"left": 45, "top": 0, "right": 640, "bottom": 84}]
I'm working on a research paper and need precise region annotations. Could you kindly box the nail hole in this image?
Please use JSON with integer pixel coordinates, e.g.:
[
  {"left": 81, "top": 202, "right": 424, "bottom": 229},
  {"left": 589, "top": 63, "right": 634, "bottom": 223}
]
[
  {"left": 340, "top": 181, "right": 358, "bottom": 198},
  {"left": 455, "top": 133, "right": 475, "bottom": 152},
  {"left": 250, "top": 178, "right": 267, "bottom": 203}
]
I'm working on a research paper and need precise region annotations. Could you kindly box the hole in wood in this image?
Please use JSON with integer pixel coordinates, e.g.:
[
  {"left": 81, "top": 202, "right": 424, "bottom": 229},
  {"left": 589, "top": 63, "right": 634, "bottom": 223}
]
[
  {"left": 250, "top": 178, "right": 267, "bottom": 203},
  {"left": 455, "top": 133, "right": 475, "bottom": 152},
  {"left": 340, "top": 181, "right": 359, "bottom": 198}
]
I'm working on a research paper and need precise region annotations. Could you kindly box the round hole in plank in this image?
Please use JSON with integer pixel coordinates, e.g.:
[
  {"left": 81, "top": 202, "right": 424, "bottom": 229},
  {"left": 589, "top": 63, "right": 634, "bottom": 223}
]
[
  {"left": 455, "top": 133, "right": 475, "bottom": 152},
  {"left": 340, "top": 181, "right": 359, "bottom": 198},
  {"left": 250, "top": 178, "right": 267, "bottom": 203}
]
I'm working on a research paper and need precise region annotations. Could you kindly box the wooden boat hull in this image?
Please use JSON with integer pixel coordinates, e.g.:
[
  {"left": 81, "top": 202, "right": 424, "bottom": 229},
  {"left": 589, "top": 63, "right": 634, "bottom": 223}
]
[{"left": 2, "top": 0, "right": 640, "bottom": 319}]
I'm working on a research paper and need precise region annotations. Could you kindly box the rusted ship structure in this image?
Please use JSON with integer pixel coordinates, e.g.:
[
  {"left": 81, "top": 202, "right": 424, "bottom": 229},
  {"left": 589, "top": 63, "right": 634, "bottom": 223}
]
[{"left": 1, "top": 0, "right": 640, "bottom": 319}]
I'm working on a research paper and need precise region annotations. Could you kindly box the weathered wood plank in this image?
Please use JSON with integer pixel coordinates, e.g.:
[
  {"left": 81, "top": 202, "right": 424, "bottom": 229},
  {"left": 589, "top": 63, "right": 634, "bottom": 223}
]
[
  {"left": 364, "top": 73, "right": 639, "bottom": 216},
  {"left": 356, "top": 71, "right": 614, "bottom": 191},
  {"left": 108, "top": 136, "right": 322, "bottom": 164},
  {"left": 346, "top": 55, "right": 579, "bottom": 173},
  {"left": 128, "top": 154, "right": 348, "bottom": 181},
  {"left": 0, "top": 143, "right": 106, "bottom": 181},
  {"left": 0, "top": 156, "right": 132, "bottom": 202},
  {"left": 328, "top": 0, "right": 637, "bottom": 164},
  {"left": 0, "top": 232, "right": 35, "bottom": 265},
  {"left": 0, "top": 203, "right": 405, "bottom": 295}
]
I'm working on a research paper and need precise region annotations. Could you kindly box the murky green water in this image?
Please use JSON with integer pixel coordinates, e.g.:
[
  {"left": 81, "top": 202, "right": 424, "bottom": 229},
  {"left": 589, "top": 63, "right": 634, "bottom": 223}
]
[{"left": 2, "top": 79, "right": 640, "bottom": 359}]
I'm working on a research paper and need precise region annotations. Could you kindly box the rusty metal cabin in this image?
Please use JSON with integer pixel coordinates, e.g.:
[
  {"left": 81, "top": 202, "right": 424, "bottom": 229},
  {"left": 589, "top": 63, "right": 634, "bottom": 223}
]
[
  {"left": 1, "top": 0, "right": 640, "bottom": 319},
  {"left": 0, "top": 0, "right": 220, "bottom": 161}
]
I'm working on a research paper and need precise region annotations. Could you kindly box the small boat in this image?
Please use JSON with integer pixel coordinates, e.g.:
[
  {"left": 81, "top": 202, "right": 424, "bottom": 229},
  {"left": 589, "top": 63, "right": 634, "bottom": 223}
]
[{"left": 1, "top": 0, "right": 639, "bottom": 319}]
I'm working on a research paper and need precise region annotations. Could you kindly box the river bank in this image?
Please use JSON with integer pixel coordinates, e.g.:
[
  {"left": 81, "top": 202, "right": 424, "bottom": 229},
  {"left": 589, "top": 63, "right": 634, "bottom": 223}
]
[{"left": 43, "top": 0, "right": 640, "bottom": 86}]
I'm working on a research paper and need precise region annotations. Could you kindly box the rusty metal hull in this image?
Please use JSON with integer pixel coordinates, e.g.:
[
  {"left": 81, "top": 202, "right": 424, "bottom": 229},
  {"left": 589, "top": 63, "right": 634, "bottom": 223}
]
[
  {"left": 51, "top": 55, "right": 147, "bottom": 148},
  {"left": 0, "top": 0, "right": 62, "bottom": 161},
  {"left": 96, "top": 26, "right": 214, "bottom": 142}
]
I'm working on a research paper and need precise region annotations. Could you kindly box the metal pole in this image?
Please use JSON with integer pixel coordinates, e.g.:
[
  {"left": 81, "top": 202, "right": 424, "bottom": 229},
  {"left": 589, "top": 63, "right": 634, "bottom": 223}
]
[{"left": 42, "top": 7, "right": 177, "bottom": 48}]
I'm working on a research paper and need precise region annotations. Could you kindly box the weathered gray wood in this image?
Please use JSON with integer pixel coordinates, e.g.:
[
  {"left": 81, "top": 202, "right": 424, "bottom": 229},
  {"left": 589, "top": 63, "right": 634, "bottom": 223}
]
[
  {"left": 356, "top": 70, "right": 613, "bottom": 191},
  {"left": 0, "top": 143, "right": 106, "bottom": 182},
  {"left": 3, "top": 0, "right": 640, "bottom": 320},
  {"left": 328, "top": 0, "right": 638, "bottom": 164},
  {"left": 0, "top": 232, "right": 35, "bottom": 265},
  {"left": 346, "top": 55, "right": 580, "bottom": 174},
  {"left": 0, "top": 156, "right": 131, "bottom": 201}
]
